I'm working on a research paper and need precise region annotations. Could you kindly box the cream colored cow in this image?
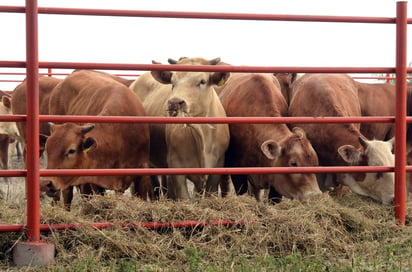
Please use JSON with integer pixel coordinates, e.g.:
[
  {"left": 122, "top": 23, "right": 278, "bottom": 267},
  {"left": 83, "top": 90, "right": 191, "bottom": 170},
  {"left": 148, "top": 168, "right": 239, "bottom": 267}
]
[{"left": 129, "top": 57, "right": 230, "bottom": 200}]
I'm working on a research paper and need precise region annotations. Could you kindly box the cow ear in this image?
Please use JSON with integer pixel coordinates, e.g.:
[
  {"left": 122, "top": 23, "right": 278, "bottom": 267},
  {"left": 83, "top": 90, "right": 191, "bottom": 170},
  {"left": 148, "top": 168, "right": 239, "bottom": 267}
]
[
  {"left": 82, "top": 137, "right": 96, "bottom": 154},
  {"left": 211, "top": 71, "right": 230, "bottom": 86},
  {"left": 338, "top": 145, "right": 362, "bottom": 163},
  {"left": 209, "top": 57, "right": 221, "bottom": 65},
  {"left": 292, "top": 127, "right": 307, "bottom": 139},
  {"left": 151, "top": 60, "right": 172, "bottom": 84},
  {"left": 168, "top": 58, "right": 179, "bottom": 64},
  {"left": 2, "top": 95, "right": 11, "bottom": 109},
  {"left": 261, "top": 140, "right": 281, "bottom": 160}
]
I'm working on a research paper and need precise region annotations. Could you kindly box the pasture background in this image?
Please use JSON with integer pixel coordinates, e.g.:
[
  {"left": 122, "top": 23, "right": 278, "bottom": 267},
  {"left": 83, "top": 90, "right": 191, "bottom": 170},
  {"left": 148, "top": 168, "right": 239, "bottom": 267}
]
[{"left": 0, "top": 154, "right": 412, "bottom": 271}]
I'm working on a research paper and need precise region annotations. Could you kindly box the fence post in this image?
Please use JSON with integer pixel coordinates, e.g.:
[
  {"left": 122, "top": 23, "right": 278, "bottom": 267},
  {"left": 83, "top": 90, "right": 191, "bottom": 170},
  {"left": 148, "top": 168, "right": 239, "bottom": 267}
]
[
  {"left": 394, "top": 1, "right": 408, "bottom": 226},
  {"left": 13, "top": 0, "right": 55, "bottom": 266}
]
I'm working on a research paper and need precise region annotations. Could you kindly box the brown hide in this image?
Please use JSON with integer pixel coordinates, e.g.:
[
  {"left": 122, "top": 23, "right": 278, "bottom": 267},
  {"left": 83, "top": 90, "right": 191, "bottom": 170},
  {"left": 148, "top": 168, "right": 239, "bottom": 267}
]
[
  {"left": 72, "top": 69, "right": 135, "bottom": 87},
  {"left": 219, "top": 73, "right": 321, "bottom": 202},
  {"left": 11, "top": 76, "right": 63, "bottom": 144},
  {"left": 289, "top": 74, "right": 362, "bottom": 165},
  {"left": 41, "top": 70, "right": 152, "bottom": 201},
  {"left": 355, "top": 81, "right": 396, "bottom": 141}
]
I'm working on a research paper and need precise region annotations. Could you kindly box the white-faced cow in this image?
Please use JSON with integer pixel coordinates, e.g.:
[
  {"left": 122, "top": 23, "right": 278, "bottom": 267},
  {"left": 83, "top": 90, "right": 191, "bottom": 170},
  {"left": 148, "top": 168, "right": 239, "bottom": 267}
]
[
  {"left": 129, "top": 57, "right": 230, "bottom": 200},
  {"left": 288, "top": 74, "right": 395, "bottom": 204},
  {"left": 355, "top": 80, "right": 412, "bottom": 197},
  {"left": 0, "top": 91, "right": 20, "bottom": 186},
  {"left": 217, "top": 73, "right": 321, "bottom": 203},
  {"left": 39, "top": 70, "right": 153, "bottom": 205}
]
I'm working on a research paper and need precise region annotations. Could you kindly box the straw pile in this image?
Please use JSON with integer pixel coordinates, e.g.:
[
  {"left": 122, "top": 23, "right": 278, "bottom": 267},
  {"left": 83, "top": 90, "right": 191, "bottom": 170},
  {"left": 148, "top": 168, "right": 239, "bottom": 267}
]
[{"left": 1, "top": 190, "right": 412, "bottom": 270}]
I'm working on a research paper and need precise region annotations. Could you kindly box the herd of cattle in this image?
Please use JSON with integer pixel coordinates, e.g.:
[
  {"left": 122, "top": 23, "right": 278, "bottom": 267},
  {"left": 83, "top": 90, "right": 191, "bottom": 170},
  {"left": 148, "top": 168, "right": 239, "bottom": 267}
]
[{"left": 0, "top": 56, "right": 411, "bottom": 210}]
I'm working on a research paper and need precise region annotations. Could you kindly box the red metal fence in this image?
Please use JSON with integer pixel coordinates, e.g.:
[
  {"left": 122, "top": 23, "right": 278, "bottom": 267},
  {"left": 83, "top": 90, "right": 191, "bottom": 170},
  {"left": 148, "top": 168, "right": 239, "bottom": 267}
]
[{"left": 0, "top": 0, "right": 409, "bottom": 250}]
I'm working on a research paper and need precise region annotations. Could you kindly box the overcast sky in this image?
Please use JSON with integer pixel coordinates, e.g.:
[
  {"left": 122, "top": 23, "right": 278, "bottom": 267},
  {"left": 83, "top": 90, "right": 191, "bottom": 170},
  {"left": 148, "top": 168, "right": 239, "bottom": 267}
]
[{"left": 0, "top": 0, "right": 410, "bottom": 90}]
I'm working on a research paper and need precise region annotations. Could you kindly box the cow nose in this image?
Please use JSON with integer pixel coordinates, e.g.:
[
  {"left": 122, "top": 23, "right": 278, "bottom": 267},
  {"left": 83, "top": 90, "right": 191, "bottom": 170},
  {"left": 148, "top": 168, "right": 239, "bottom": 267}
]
[
  {"left": 40, "top": 179, "right": 59, "bottom": 196},
  {"left": 167, "top": 98, "right": 187, "bottom": 117}
]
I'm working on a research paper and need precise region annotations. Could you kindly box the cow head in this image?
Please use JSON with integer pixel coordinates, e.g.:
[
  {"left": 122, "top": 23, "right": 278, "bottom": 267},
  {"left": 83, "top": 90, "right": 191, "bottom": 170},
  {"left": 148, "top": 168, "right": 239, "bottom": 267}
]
[
  {"left": 337, "top": 136, "right": 395, "bottom": 204},
  {"left": 40, "top": 123, "right": 96, "bottom": 192},
  {"left": 260, "top": 127, "right": 322, "bottom": 201},
  {"left": 0, "top": 95, "right": 20, "bottom": 138},
  {"left": 151, "top": 57, "right": 230, "bottom": 117}
]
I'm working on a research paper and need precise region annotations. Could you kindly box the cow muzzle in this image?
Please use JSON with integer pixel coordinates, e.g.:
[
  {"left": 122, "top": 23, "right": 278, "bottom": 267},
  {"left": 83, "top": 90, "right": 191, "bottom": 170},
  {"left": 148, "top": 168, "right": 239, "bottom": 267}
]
[
  {"left": 167, "top": 98, "right": 187, "bottom": 117},
  {"left": 40, "top": 179, "right": 60, "bottom": 198}
]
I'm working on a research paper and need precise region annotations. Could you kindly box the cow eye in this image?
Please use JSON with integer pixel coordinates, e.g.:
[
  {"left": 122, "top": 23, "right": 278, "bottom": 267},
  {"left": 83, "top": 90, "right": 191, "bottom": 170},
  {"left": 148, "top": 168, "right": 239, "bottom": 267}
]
[
  {"left": 289, "top": 160, "right": 298, "bottom": 167},
  {"left": 67, "top": 149, "right": 76, "bottom": 156},
  {"left": 199, "top": 79, "right": 207, "bottom": 86}
]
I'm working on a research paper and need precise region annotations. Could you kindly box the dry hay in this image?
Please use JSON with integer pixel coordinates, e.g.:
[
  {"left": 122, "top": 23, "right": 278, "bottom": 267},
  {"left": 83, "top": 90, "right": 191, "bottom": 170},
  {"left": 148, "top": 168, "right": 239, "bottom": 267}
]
[{"left": 1, "top": 190, "right": 412, "bottom": 269}]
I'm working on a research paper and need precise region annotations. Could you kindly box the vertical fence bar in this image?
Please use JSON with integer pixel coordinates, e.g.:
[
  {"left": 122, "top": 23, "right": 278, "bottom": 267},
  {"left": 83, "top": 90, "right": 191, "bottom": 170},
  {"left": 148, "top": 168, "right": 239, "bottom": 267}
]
[
  {"left": 394, "top": 1, "right": 408, "bottom": 225},
  {"left": 25, "top": 0, "right": 41, "bottom": 242},
  {"left": 13, "top": 0, "right": 54, "bottom": 265}
]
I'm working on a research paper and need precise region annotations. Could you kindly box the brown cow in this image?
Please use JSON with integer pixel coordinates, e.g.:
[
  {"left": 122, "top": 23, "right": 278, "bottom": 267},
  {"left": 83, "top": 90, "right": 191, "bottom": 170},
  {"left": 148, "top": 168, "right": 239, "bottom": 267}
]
[
  {"left": 218, "top": 73, "right": 321, "bottom": 203},
  {"left": 39, "top": 70, "right": 152, "bottom": 205},
  {"left": 288, "top": 74, "right": 395, "bottom": 204},
  {"left": 10, "top": 76, "right": 102, "bottom": 209},
  {"left": 129, "top": 57, "right": 230, "bottom": 200}
]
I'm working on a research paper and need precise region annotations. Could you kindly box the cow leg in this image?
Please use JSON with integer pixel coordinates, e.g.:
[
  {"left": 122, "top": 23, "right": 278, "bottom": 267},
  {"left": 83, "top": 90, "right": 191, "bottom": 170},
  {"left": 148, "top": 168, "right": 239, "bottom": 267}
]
[
  {"left": 168, "top": 175, "right": 190, "bottom": 200},
  {"left": 268, "top": 186, "right": 282, "bottom": 204},
  {"left": 58, "top": 187, "right": 74, "bottom": 211},
  {"left": 150, "top": 175, "right": 162, "bottom": 200},
  {"left": 0, "top": 136, "right": 10, "bottom": 183},
  {"left": 220, "top": 174, "right": 231, "bottom": 197},
  {"left": 205, "top": 174, "right": 220, "bottom": 197},
  {"left": 15, "top": 140, "right": 23, "bottom": 160},
  {"left": 132, "top": 175, "right": 154, "bottom": 200},
  {"left": 160, "top": 175, "right": 168, "bottom": 196},
  {"left": 78, "top": 183, "right": 105, "bottom": 199},
  {"left": 231, "top": 174, "right": 248, "bottom": 195},
  {"left": 248, "top": 181, "right": 262, "bottom": 201}
]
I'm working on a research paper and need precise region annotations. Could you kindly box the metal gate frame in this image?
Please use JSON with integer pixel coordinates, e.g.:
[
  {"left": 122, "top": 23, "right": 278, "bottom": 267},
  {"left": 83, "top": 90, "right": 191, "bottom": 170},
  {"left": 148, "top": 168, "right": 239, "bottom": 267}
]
[{"left": 0, "top": 0, "right": 409, "bottom": 264}]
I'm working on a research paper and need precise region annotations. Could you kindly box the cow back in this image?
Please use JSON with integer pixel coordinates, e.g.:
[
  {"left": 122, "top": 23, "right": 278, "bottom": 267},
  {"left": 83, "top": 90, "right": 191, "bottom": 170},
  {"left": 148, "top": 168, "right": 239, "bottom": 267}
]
[{"left": 11, "top": 76, "right": 63, "bottom": 141}]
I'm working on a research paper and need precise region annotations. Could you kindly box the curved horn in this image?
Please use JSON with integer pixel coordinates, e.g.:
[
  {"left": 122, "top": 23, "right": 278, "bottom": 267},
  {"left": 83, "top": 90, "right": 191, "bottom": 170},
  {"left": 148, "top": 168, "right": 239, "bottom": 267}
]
[
  {"left": 358, "top": 136, "right": 368, "bottom": 149},
  {"left": 168, "top": 58, "right": 178, "bottom": 64},
  {"left": 81, "top": 124, "right": 95, "bottom": 134},
  {"left": 209, "top": 57, "right": 221, "bottom": 65}
]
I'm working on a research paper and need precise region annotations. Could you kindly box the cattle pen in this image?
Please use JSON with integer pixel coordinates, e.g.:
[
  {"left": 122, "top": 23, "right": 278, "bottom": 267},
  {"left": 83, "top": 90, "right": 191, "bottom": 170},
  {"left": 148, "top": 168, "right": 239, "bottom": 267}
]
[{"left": 0, "top": 0, "right": 410, "bottom": 266}]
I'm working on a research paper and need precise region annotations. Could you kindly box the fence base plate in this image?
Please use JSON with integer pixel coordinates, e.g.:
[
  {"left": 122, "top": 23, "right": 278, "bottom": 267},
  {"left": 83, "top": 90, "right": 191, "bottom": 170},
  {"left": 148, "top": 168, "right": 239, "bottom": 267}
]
[{"left": 13, "top": 241, "right": 55, "bottom": 266}]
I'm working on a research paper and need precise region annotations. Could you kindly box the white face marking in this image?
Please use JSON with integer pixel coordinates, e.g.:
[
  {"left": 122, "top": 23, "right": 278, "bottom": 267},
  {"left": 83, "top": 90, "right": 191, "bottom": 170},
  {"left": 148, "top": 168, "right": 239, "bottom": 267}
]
[{"left": 341, "top": 139, "right": 395, "bottom": 204}]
